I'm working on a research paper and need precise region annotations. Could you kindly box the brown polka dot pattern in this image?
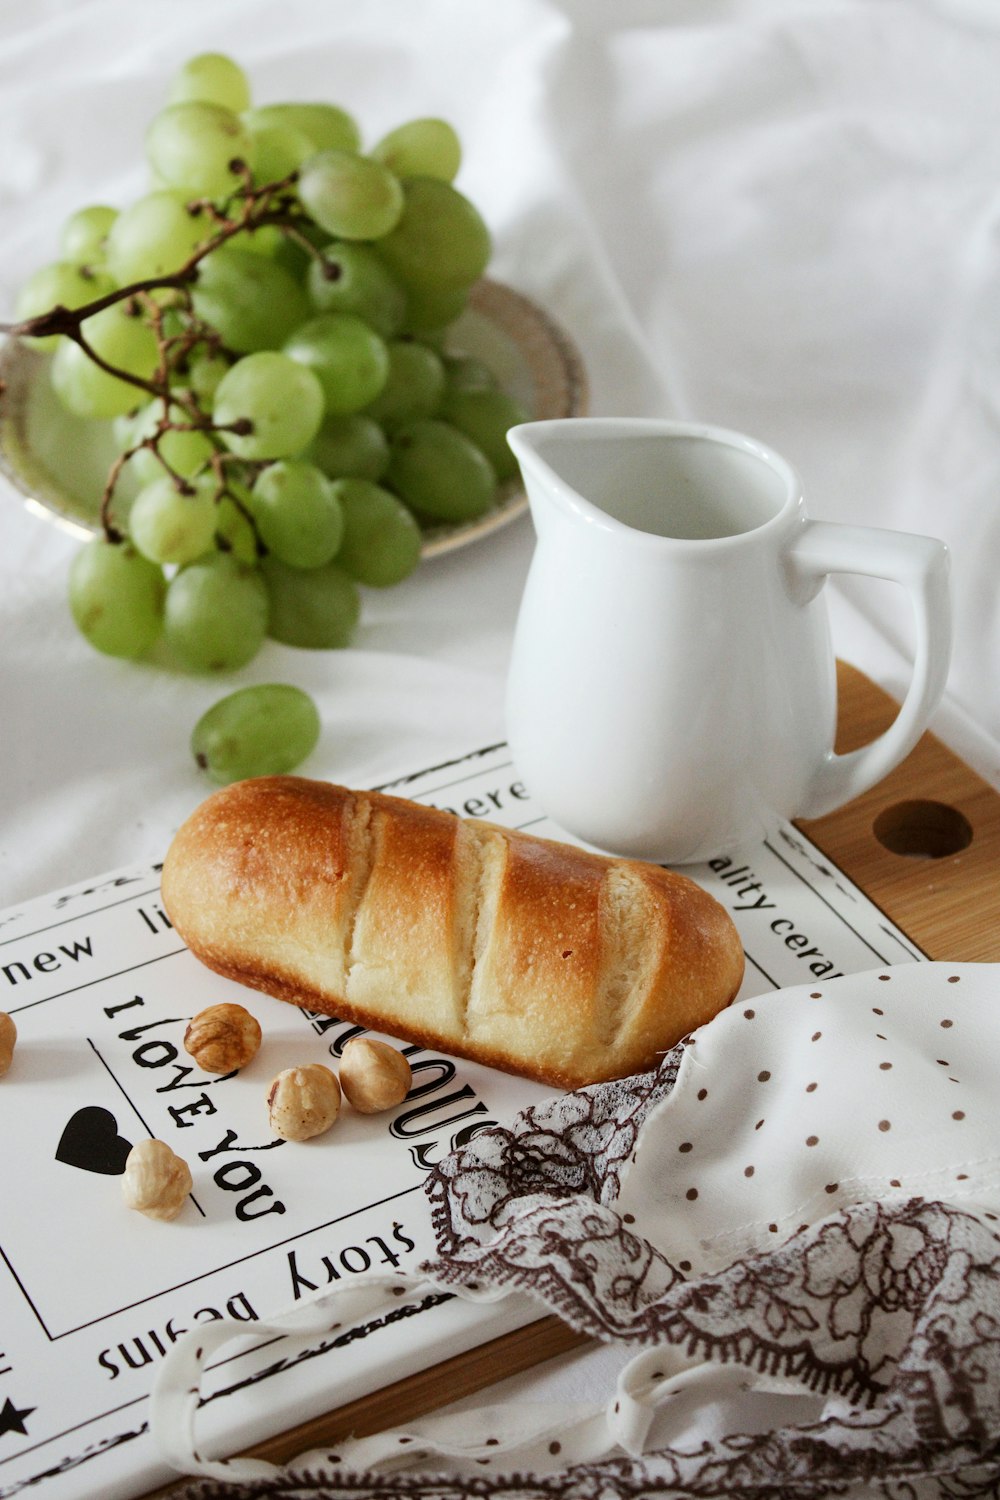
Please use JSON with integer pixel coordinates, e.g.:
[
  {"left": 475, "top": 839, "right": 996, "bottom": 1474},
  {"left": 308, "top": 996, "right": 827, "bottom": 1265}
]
[
  {"left": 218, "top": 966, "right": 996, "bottom": 1500},
  {"left": 589, "top": 965, "right": 990, "bottom": 1317}
]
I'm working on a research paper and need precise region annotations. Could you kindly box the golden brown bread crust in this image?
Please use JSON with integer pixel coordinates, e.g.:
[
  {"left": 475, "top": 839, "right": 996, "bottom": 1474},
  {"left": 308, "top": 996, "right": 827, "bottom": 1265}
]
[{"left": 160, "top": 776, "right": 744, "bottom": 1089}]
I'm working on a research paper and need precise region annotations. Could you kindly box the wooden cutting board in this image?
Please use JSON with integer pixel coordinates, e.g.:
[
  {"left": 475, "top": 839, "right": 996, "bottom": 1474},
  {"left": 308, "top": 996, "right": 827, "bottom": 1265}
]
[
  {"left": 152, "top": 662, "right": 1000, "bottom": 1489},
  {"left": 795, "top": 662, "right": 1000, "bottom": 961}
]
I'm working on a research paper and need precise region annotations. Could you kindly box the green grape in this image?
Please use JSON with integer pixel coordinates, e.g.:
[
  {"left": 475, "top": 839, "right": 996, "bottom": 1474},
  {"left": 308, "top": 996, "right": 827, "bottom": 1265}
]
[
  {"left": 262, "top": 555, "right": 360, "bottom": 648},
  {"left": 185, "top": 348, "right": 230, "bottom": 404},
  {"left": 68, "top": 538, "right": 166, "bottom": 659},
  {"left": 192, "top": 683, "right": 321, "bottom": 784},
  {"left": 417, "top": 326, "right": 448, "bottom": 352},
  {"left": 305, "top": 412, "right": 390, "bottom": 480},
  {"left": 225, "top": 223, "right": 285, "bottom": 257},
  {"left": 442, "top": 352, "right": 498, "bottom": 392},
  {"left": 85, "top": 304, "right": 160, "bottom": 374},
  {"left": 116, "top": 393, "right": 216, "bottom": 487},
  {"left": 250, "top": 460, "right": 344, "bottom": 569},
  {"left": 168, "top": 53, "right": 251, "bottom": 114},
  {"left": 129, "top": 473, "right": 219, "bottom": 565},
  {"left": 145, "top": 100, "right": 252, "bottom": 199},
  {"left": 242, "top": 102, "right": 359, "bottom": 157},
  {"left": 105, "top": 191, "right": 208, "bottom": 283},
  {"left": 375, "top": 177, "right": 490, "bottom": 292},
  {"left": 297, "top": 150, "right": 404, "bottom": 241},
  {"left": 305, "top": 241, "right": 406, "bottom": 337},
  {"left": 111, "top": 409, "right": 137, "bottom": 451},
  {"left": 244, "top": 102, "right": 360, "bottom": 156},
  {"left": 386, "top": 419, "right": 497, "bottom": 522},
  {"left": 164, "top": 552, "right": 268, "bottom": 671},
  {"left": 246, "top": 119, "right": 314, "bottom": 184},
  {"left": 214, "top": 491, "right": 260, "bottom": 564},
  {"left": 372, "top": 118, "right": 461, "bottom": 183},
  {"left": 271, "top": 216, "right": 327, "bottom": 279},
  {"left": 330, "top": 478, "right": 422, "bottom": 587},
  {"left": 363, "top": 339, "right": 445, "bottom": 431},
  {"left": 50, "top": 304, "right": 159, "bottom": 419},
  {"left": 157, "top": 306, "right": 188, "bottom": 341},
  {"left": 60, "top": 204, "right": 118, "bottom": 266},
  {"left": 400, "top": 280, "right": 469, "bottom": 334},
  {"left": 435, "top": 388, "right": 528, "bottom": 481},
  {"left": 283, "top": 312, "right": 388, "bottom": 414},
  {"left": 214, "top": 351, "right": 325, "bottom": 459},
  {"left": 14, "top": 262, "right": 115, "bottom": 350},
  {"left": 192, "top": 247, "right": 310, "bottom": 353}
]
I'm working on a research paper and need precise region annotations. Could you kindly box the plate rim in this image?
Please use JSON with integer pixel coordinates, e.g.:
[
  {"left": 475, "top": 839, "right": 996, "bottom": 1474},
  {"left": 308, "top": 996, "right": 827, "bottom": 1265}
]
[{"left": 0, "top": 276, "right": 588, "bottom": 558}]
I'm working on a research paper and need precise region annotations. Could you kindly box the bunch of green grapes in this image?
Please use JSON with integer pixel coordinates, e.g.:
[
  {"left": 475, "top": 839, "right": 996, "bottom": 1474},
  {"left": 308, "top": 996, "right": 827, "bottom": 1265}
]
[{"left": 16, "top": 51, "right": 527, "bottom": 678}]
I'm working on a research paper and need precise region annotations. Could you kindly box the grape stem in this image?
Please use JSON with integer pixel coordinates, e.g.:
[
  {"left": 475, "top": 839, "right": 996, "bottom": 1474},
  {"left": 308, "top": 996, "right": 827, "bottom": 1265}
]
[
  {"left": 1, "top": 169, "right": 306, "bottom": 542},
  {"left": 0, "top": 169, "right": 303, "bottom": 343}
]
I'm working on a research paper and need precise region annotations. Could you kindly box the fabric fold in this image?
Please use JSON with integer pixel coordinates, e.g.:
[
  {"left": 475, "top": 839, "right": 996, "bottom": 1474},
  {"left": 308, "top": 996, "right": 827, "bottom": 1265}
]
[{"left": 159, "top": 964, "right": 1000, "bottom": 1497}]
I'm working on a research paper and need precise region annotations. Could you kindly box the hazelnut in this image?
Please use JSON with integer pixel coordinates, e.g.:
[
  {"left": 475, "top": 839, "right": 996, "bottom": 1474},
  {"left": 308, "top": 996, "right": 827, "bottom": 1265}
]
[
  {"left": 339, "top": 1038, "right": 411, "bottom": 1113},
  {"left": 184, "top": 1002, "right": 261, "bottom": 1073},
  {"left": 0, "top": 1012, "right": 16, "bottom": 1078},
  {"left": 122, "top": 1139, "right": 193, "bottom": 1221},
  {"left": 267, "top": 1064, "right": 341, "bottom": 1141}
]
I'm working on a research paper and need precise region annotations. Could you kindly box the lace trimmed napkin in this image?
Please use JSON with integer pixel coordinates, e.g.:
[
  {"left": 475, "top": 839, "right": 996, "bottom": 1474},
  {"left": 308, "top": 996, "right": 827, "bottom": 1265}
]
[{"left": 154, "top": 962, "right": 1000, "bottom": 1497}]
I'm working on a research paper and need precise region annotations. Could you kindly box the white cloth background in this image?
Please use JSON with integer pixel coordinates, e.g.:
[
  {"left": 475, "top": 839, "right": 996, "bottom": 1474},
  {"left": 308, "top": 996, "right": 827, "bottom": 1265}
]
[
  {"left": 1, "top": 0, "right": 999, "bottom": 1482},
  {"left": 2, "top": 0, "right": 1000, "bottom": 911}
]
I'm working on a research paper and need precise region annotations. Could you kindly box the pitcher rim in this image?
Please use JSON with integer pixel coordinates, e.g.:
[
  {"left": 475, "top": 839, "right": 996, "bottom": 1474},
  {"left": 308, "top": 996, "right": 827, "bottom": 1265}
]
[{"left": 507, "top": 417, "right": 804, "bottom": 547}]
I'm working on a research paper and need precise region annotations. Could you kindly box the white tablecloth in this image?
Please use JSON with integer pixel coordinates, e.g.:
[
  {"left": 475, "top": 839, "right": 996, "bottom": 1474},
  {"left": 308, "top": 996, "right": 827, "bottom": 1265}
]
[
  {"left": 1, "top": 0, "right": 999, "bottom": 1480},
  {"left": 3, "top": 0, "right": 1000, "bottom": 916}
]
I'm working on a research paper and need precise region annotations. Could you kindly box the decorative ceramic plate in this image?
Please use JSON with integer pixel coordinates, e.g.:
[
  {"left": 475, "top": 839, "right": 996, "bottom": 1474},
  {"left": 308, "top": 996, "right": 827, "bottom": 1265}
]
[{"left": 0, "top": 277, "right": 587, "bottom": 558}]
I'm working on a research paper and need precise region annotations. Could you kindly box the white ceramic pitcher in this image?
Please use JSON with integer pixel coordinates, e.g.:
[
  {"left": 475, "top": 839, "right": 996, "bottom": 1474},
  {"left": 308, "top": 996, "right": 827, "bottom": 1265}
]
[{"left": 505, "top": 418, "right": 951, "bottom": 864}]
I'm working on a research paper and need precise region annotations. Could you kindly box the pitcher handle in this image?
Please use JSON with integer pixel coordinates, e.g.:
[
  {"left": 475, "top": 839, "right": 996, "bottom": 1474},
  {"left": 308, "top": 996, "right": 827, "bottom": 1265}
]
[{"left": 786, "top": 521, "right": 951, "bottom": 820}]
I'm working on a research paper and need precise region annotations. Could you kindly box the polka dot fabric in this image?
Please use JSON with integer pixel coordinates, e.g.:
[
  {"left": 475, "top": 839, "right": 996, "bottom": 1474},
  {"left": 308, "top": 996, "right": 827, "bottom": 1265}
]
[
  {"left": 156, "top": 964, "right": 1000, "bottom": 1499},
  {"left": 615, "top": 963, "right": 1000, "bottom": 1274}
]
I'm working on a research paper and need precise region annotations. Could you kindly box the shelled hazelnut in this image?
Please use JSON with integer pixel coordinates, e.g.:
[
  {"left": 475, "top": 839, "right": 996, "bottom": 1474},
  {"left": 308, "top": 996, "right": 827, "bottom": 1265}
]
[
  {"left": 339, "top": 1038, "right": 412, "bottom": 1113},
  {"left": 267, "top": 1064, "right": 341, "bottom": 1141},
  {"left": 0, "top": 1012, "right": 16, "bottom": 1077},
  {"left": 184, "top": 1002, "right": 262, "bottom": 1073},
  {"left": 122, "top": 1139, "right": 193, "bottom": 1221}
]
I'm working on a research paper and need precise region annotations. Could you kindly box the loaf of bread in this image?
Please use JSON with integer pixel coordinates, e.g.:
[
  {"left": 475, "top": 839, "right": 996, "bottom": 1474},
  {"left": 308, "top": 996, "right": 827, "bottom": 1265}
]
[{"left": 160, "top": 776, "right": 745, "bottom": 1090}]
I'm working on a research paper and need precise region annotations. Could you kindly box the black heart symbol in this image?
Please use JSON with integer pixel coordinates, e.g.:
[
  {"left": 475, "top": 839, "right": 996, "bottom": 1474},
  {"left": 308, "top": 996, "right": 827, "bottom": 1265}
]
[{"left": 56, "top": 1107, "right": 133, "bottom": 1175}]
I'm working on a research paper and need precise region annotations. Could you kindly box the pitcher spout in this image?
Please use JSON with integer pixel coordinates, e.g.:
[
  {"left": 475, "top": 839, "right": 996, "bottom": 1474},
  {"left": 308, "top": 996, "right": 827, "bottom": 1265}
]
[
  {"left": 509, "top": 416, "right": 801, "bottom": 542},
  {"left": 509, "top": 417, "right": 659, "bottom": 534},
  {"left": 507, "top": 418, "right": 595, "bottom": 534}
]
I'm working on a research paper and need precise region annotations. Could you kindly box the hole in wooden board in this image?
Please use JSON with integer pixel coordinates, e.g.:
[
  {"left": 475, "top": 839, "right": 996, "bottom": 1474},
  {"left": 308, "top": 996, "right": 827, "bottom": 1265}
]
[{"left": 872, "top": 800, "right": 973, "bottom": 859}]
